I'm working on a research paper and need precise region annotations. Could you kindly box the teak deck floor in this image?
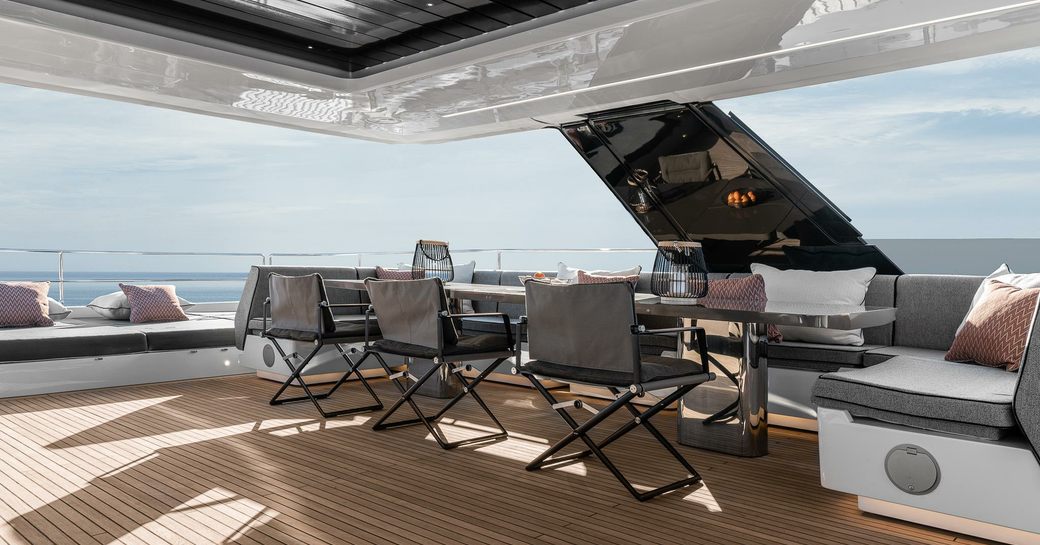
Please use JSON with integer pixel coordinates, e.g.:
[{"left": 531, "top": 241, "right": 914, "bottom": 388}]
[{"left": 0, "top": 375, "right": 994, "bottom": 545}]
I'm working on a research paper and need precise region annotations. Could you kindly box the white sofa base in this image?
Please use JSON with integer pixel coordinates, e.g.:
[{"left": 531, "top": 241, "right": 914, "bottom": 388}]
[
  {"left": 0, "top": 347, "right": 248, "bottom": 399},
  {"left": 818, "top": 407, "right": 1040, "bottom": 543},
  {"left": 860, "top": 497, "right": 1040, "bottom": 545}
]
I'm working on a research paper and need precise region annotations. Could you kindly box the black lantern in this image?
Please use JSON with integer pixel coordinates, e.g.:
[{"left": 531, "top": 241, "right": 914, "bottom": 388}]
[
  {"left": 412, "top": 240, "right": 454, "bottom": 282},
  {"left": 650, "top": 241, "right": 709, "bottom": 302}
]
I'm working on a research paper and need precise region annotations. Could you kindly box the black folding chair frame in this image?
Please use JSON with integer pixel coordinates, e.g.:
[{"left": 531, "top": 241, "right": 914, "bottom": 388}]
[
  {"left": 368, "top": 352, "right": 511, "bottom": 449},
  {"left": 264, "top": 299, "right": 383, "bottom": 419}
]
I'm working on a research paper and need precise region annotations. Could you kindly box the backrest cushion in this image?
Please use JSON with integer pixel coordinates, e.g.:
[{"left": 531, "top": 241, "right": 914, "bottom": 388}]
[
  {"left": 751, "top": 264, "right": 876, "bottom": 346},
  {"left": 471, "top": 270, "right": 501, "bottom": 313},
  {"left": 119, "top": 284, "right": 188, "bottom": 324},
  {"left": 894, "top": 274, "right": 983, "bottom": 350},
  {"left": 526, "top": 281, "right": 641, "bottom": 382},
  {"left": 945, "top": 280, "right": 1040, "bottom": 371},
  {"left": 0, "top": 281, "right": 53, "bottom": 328}
]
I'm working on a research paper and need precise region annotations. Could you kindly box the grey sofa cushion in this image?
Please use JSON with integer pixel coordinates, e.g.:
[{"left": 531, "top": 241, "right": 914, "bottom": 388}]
[
  {"left": 863, "top": 345, "right": 948, "bottom": 366},
  {"left": 767, "top": 341, "right": 882, "bottom": 366},
  {"left": 471, "top": 270, "right": 502, "bottom": 313},
  {"left": 135, "top": 315, "right": 236, "bottom": 351},
  {"left": 812, "top": 356, "right": 1018, "bottom": 439},
  {"left": 893, "top": 275, "right": 982, "bottom": 350},
  {"left": 0, "top": 322, "right": 148, "bottom": 363}
]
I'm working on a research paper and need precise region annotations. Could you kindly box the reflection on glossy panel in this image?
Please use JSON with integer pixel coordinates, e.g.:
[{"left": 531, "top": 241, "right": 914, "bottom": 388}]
[{"left": 563, "top": 102, "right": 901, "bottom": 274}]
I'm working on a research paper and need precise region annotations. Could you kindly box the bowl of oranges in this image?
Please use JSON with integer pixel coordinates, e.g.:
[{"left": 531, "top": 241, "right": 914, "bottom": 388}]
[{"left": 725, "top": 189, "right": 759, "bottom": 209}]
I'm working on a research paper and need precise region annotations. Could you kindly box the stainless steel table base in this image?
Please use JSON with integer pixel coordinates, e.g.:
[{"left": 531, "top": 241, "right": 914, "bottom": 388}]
[
  {"left": 678, "top": 321, "right": 768, "bottom": 457},
  {"left": 408, "top": 358, "right": 463, "bottom": 399}
]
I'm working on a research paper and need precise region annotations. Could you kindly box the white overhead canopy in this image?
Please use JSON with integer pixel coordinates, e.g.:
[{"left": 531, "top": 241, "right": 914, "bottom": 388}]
[{"left": 1, "top": 0, "right": 1038, "bottom": 143}]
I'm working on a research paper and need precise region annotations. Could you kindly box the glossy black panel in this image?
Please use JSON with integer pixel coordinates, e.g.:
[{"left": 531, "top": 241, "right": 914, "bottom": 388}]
[
  {"left": 39, "top": 0, "right": 597, "bottom": 73},
  {"left": 562, "top": 102, "right": 901, "bottom": 274}
]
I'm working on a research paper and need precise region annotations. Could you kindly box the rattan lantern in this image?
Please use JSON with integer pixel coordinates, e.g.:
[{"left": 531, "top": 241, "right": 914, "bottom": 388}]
[
  {"left": 412, "top": 240, "right": 454, "bottom": 282},
  {"left": 650, "top": 241, "right": 709, "bottom": 303}
]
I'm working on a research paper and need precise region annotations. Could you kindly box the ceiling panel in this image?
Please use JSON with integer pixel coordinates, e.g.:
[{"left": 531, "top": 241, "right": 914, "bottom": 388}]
[{"left": 43, "top": 0, "right": 598, "bottom": 73}]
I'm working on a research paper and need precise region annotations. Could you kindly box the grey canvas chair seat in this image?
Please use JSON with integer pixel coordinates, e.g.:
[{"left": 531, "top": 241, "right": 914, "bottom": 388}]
[
  {"left": 264, "top": 319, "right": 380, "bottom": 343},
  {"left": 525, "top": 355, "right": 703, "bottom": 387},
  {"left": 361, "top": 277, "right": 514, "bottom": 450},
  {"left": 371, "top": 333, "right": 511, "bottom": 360},
  {"left": 812, "top": 356, "right": 1019, "bottom": 440},
  {"left": 263, "top": 273, "right": 384, "bottom": 419},
  {"left": 516, "top": 281, "right": 714, "bottom": 501}
]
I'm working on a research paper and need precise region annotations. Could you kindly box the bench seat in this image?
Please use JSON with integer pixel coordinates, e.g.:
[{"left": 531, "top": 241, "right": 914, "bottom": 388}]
[
  {"left": 0, "top": 312, "right": 236, "bottom": 363},
  {"left": 863, "top": 345, "right": 948, "bottom": 366},
  {"left": 812, "top": 356, "right": 1019, "bottom": 440},
  {"left": 766, "top": 341, "right": 885, "bottom": 372}
]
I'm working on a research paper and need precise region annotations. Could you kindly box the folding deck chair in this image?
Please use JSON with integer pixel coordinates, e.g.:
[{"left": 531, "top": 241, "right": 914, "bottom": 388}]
[
  {"left": 514, "top": 280, "right": 715, "bottom": 501},
  {"left": 360, "top": 277, "right": 515, "bottom": 449},
  {"left": 262, "top": 273, "right": 383, "bottom": 418}
]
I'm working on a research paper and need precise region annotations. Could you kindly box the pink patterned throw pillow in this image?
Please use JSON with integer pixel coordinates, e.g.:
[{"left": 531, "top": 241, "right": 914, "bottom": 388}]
[
  {"left": 119, "top": 284, "right": 188, "bottom": 323},
  {"left": 701, "top": 275, "right": 783, "bottom": 343},
  {"left": 0, "top": 281, "right": 53, "bottom": 327},
  {"left": 577, "top": 270, "right": 640, "bottom": 287},
  {"left": 946, "top": 280, "right": 1040, "bottom": 371},
  {"left": 375, "top": 266, "right": 415, "bottom": 280}
]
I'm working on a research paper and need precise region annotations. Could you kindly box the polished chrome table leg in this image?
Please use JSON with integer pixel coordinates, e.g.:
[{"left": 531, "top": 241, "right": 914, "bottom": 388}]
[{"left": 677, "top": 321, "right": 768, "bottom": 457}]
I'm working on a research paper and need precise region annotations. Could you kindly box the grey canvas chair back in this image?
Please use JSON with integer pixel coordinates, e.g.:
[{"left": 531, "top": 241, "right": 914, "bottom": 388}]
[
  {"left": 365, "top": 277, "right": 456, "bottom": 350},
  {"left": 1014, "top": 305, "right": 1040, "bottom": 464},
  {"left": 269, "top": 273, "right": 334, "bottom": 335},
  {"left": 525, "top": 281, "right": 641, "bottom": 383}
]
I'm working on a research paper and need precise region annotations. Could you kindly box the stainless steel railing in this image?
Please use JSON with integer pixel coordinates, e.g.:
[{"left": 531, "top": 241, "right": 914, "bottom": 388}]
[
  {"left": 266, "top": 248, "right": 655, "bottom": 269},
  {"left": 0, "top": 247, "right": 266, "bottom": 303},
  {"left": 0, "top": 246, "right": 655, "bottom": 303}
]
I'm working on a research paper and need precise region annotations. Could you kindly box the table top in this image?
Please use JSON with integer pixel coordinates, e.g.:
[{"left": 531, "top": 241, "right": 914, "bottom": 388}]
[{"left": 325, "top": 279, "right": 896, "bottom": 330}]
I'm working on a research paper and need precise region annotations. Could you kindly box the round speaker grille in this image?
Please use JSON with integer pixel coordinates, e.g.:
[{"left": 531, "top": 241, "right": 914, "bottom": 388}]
[
  {"left": 885, "top": 444, "right": 940, "bottom": 495},
  {"left": 262, "top": 344, "right": 276, "bottom": 367}
]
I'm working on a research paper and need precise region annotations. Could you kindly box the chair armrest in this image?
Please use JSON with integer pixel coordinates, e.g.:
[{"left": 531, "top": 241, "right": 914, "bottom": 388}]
[
  {"left": 262, "top": 298, "right": 271, "bottom": 335},
  {"left": 443, "top": 311, "right": 515, "bottom": 351},
  {"left": 632, "top": 325, "right": 705, "bottom": 335},
  {"left": 515, "top": 316, "right": 527, "bottom": 367},
  {"left": 326, "top": 303, "right": 373, "bottom": 309},
  {"left": 364, "top": 307, "right": 376, "bottom": 347}
]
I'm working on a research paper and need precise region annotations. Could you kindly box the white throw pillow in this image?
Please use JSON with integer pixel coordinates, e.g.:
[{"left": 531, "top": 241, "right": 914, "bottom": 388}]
[
  {"left": 557, "top": 262, "right": 642, "bottom": 285},
  {"left": 959, "top": 264, "right": 1040, "bottom": 333},
  {"left": 88, "top": 290, "right": 195, "bottom": 320},
  {"left": 47, "top": 297, "right": 72, "bottom": 321},
  {"left": 750, "top": 264, "right": 876, "bottom": 346},
  {"left": 453, "top": 261, "right": 476, "bottom": 313}
]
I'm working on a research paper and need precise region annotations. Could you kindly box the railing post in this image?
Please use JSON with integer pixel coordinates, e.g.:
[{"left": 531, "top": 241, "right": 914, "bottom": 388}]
[
  {"left": 497, "top": 250, "right": 502, "bottom": 270},
  {"left": 57, "top": 251, "right": 65, "bottom": 304},
  {"left": 357, "top": 254, "right": 363, "bottom": 267}
]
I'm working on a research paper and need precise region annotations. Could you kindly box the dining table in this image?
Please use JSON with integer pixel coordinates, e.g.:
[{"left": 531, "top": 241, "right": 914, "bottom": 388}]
[{"left": 326, "top": 278, "right": 896, "bottom": 457}]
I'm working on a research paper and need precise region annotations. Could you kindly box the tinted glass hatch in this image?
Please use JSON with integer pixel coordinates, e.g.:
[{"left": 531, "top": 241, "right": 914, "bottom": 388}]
[{"left": 562, "top": 102, "right": 900, "bottom": 274}]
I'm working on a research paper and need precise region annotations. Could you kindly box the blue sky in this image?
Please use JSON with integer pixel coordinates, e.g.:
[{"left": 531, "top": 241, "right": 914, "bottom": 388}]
[{"left": 0, "top": 46, "right": 1038, "bottom": 271}]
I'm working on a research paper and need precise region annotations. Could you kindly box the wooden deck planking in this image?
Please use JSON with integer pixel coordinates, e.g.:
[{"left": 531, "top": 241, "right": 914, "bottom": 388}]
[{"left": 0, "top": 375, "right": 996, "bottom": 545}]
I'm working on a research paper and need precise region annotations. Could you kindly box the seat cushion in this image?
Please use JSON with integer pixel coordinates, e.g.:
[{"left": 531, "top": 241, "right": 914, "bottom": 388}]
[
  {"left": 812, "top": 356, "right": 1019, "bottom": 439},
  {"left": 372, "top": 333, "right": 512, "bottom": 359},
  {"left": 133, "top": 315, "right": 236, "bottom": 351},
  {"left": 766, "top": 341, "right": 882, "bottom": 369},
  {"left": 265, "top": 317, "right": 380, "bottom": 342},
  {"left": 0, "top": 321, "right": 148, "bottom": 363},
  {"left": 863, "top": 345, "right": 948, "bottom": 366},
  {"left": 524, "top": 356, "right": 703, "bottom": 387}
]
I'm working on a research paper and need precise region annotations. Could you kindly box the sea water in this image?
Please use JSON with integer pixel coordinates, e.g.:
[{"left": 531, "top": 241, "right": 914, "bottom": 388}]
[{"left": 0, "top": 271, "right": 247, "bottom": 305}]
